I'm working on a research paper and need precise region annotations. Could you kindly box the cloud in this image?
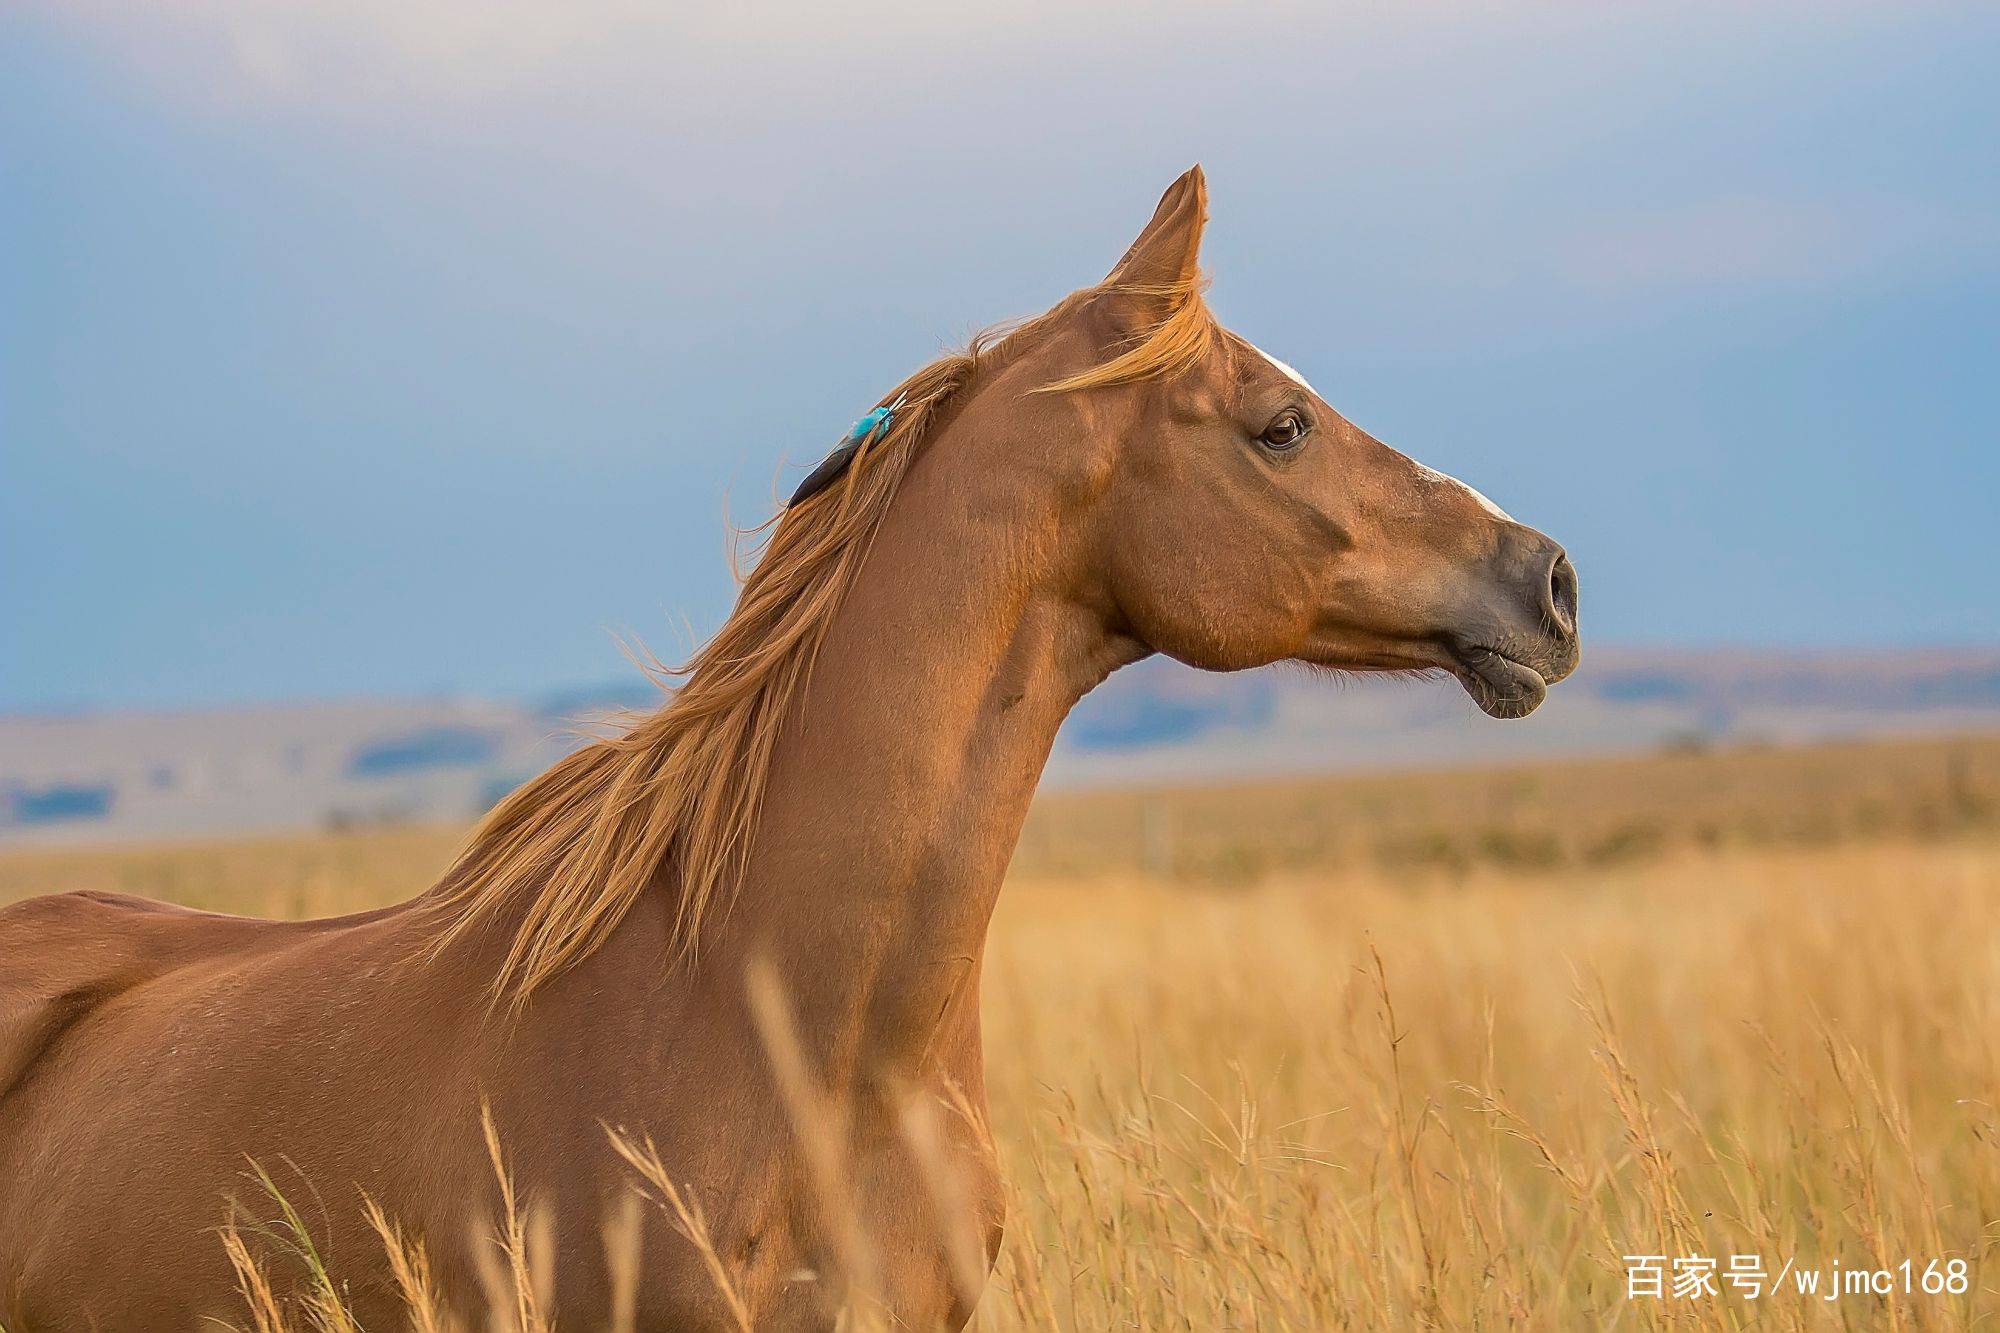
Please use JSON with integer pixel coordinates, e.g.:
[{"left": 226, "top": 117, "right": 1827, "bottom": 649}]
[
  {"left": 25, "top": 0, "right": 678, "bottom": 110},
  {"left": 26, "top": 0, "right": 1257, "bottom": 115},
  {"left": 22, "top": 1, "right": 1703, "bottom": 120},
  {"left": 20, "top": 0, "right": 1994, "bottom": 326}
]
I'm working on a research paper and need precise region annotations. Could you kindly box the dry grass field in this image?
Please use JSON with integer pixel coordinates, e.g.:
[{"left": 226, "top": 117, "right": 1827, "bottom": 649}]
[{"left": 4, "top": 734, "right": 2000, "bottom": 1330}]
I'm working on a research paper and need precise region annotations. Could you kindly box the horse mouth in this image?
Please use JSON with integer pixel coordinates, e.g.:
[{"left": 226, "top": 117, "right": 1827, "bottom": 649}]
[{"left": 1448, "top": 644, "right": 1549, "bottom": 720}]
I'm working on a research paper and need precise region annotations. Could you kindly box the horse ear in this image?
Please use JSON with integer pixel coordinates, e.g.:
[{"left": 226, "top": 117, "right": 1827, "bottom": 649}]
[{"left": 1105, "top": 165, "right": 1207, "bottom": 292}]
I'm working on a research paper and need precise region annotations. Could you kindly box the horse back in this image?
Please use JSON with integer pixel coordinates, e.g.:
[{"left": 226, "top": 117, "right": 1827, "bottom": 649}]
[{"left": 0, "top": 889, "right": 323, "bottom": 1104}]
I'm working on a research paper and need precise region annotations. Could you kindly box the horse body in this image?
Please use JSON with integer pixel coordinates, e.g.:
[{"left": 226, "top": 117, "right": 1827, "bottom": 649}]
[{"left": 0, "top": 167, "right": 1579, "bottom": 1328}]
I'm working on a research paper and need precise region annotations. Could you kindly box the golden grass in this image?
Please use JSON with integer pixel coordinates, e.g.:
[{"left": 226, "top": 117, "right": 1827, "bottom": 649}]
[
  {"left": 981, "top": 839, "right": 2000, "bottom": 1328},
  {"left": 4, "top": 736, "right": 1999, "bottom": 1328}
]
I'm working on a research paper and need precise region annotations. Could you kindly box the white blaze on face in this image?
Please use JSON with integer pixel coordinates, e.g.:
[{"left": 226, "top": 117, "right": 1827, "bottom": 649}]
[
  {"left": 1248, "top": 337, "right": 1514, "bottom": 523},
  {"left": 1245, "top": 340, "right": 1315, "bottom": 393},
  {"left": 1413, "top": 462, "right": 1513, "bottom": 521}
]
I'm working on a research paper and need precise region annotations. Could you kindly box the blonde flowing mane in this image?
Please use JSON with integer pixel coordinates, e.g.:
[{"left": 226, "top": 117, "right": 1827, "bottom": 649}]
[{"left": 424, "top": 271, "right": 1215, "bottom": 1004}]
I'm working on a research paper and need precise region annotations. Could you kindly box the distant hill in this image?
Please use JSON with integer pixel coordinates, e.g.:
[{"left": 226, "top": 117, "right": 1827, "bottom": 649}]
[
  {"left": 4, "top": 647, "right": 1998, "bottom": 841},
  {"left": 1044, "top": 647, "right": 2000, "bottom": 785}
]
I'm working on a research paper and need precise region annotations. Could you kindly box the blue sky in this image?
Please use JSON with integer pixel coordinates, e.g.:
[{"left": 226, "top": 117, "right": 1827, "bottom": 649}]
[{"left": 3, "top": 2, "right": 1996, "bottom": 711}]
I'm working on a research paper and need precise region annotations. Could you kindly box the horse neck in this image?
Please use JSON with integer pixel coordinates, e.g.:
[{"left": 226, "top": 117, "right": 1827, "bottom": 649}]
[{"left": 708, "top": 436, "right": 1137, "bottom": 1078}]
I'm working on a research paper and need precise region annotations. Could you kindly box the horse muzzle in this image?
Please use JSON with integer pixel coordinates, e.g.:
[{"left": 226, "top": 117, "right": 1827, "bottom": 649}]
[{"left": 1442, "top": 531, "right": 1580, "bottom": 719}]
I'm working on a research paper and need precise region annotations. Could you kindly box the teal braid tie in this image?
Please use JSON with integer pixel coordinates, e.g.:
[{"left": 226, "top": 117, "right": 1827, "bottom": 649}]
[
  {"left": 788, "top": 396, "right": 906, "bottom": 507},
  {"left": 848, "top": 405, "right": 896, "bottom": 442}
]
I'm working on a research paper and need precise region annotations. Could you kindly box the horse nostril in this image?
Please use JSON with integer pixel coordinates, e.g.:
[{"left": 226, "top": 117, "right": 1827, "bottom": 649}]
[{"left": 1547, "top": 553, "right": 1579, "bottom": 635}]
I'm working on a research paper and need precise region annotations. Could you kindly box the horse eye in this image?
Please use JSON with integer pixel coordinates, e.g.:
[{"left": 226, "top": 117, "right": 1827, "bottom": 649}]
[{"left": 1260, "top": 411, "right": 1308, "bottom": 451}]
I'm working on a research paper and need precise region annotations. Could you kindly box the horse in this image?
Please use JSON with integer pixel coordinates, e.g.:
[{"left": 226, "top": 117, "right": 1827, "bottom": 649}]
[{"left": 0, "top": 167, "right": 1579, "bottom": 1330}]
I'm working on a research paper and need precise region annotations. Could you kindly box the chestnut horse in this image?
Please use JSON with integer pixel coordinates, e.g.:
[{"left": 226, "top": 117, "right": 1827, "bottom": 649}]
[{"left": 0, "top": 168, "right": 1578, "bottom": 1330}]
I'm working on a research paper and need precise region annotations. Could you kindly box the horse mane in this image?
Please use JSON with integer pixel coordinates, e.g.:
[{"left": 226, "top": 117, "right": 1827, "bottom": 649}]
[{"left": 422, "top": 269, "right": 1216, "bottom": 1005}]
